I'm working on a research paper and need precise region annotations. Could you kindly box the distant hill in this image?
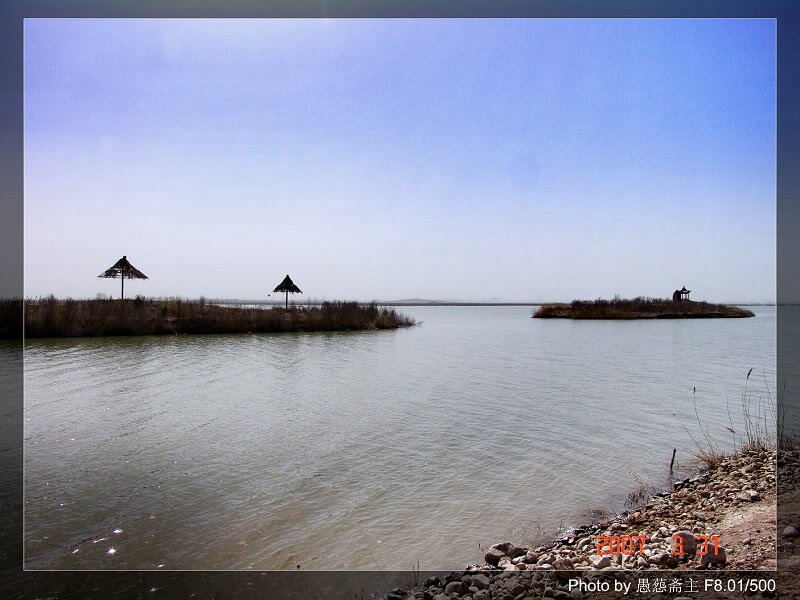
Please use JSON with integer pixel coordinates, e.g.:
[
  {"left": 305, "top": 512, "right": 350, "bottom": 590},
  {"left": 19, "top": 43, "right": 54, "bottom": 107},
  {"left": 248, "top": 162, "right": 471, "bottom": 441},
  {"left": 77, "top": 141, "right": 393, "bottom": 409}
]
[
  {"left": 379, "top": 299, "right": 539, "bottom": 306},
  {"left": 383, "top": 298, "right": 455, "bottom": 305}
]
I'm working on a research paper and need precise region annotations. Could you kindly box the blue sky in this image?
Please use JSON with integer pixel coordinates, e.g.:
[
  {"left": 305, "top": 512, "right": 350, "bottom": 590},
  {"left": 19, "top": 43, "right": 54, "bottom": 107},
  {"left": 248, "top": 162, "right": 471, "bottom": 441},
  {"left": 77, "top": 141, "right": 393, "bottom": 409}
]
[{"left": 24, "top": 19, "right": 775, "bottom": 302}]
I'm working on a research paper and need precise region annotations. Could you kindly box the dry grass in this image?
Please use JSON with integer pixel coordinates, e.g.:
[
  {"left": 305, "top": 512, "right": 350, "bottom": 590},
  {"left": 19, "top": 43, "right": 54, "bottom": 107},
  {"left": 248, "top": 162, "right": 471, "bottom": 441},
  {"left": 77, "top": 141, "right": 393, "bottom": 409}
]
[
  {"left": 17, "top": 297, "right": 415, "bottom": 338},
  {"left": 625, "top": 471, "right": 659, "bottom": 508},
  {"left": 684, "top": 370, "right": 778, "bottom": 469},
  {"left": 692, "top": 446, "right": 729, "bottom": 470},
  {"left": 740, "top": 369, "right": 778, "bottom": 452},
  {"left": 533, "top": 296, "right": 754, "bottom": 319}
]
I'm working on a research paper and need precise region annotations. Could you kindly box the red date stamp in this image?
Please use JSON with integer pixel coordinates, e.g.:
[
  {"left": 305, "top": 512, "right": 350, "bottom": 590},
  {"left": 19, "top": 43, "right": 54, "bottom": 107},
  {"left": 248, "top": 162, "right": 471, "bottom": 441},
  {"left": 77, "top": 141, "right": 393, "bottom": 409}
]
[
  {"left": 672, "top": 534, "right": 720, "bottom": 555},
  {"left": 594, "top": 534, "right": 721, "bottom": 556},
  {"left": 596, "top": 535, "right": 647, "bottom": 555}
]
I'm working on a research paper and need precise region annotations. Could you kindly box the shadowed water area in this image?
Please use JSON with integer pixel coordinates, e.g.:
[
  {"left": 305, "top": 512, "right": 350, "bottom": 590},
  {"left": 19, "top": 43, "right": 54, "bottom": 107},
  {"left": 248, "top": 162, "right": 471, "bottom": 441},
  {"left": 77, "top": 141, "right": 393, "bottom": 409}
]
[{"left": 23, "top": 306, "right": 775, "bottom": 570}]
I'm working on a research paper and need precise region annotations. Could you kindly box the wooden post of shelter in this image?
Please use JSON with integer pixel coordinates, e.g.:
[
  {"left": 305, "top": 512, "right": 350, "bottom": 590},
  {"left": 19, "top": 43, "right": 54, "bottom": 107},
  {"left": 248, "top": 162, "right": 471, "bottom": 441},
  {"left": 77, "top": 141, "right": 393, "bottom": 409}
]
[
  {"left": 98, "top": 255, "right": 148, "bottom": 299},
  {"left": 272, "top": 275, "right": 302, "bottom": 309}
]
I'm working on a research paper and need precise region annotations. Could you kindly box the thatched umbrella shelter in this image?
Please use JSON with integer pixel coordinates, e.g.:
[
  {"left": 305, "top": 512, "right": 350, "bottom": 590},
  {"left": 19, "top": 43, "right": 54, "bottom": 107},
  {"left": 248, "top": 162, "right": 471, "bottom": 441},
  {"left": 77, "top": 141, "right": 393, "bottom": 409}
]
[
  {"left": 98, "top": 256, "right": 148, "bottom": 299},
  {"left": 273, "top": 274, "right": 302, "bottom": 308}
]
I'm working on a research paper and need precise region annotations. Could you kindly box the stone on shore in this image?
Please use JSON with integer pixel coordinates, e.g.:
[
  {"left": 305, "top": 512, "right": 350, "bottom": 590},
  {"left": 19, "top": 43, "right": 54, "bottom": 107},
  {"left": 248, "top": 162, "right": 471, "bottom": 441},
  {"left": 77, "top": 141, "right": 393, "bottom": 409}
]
[
  {"left": 672, "top": 531, "right": 696, "bottom": 555},
  {"left": 699, "top": 546, "right": 727, "bottom": 568},
  {"left": 484, "top": 547, "right": 506, "bottom": 566},
  {"left": 443, "top": 581, "right": 465, "bottom": 595},
  {"left": 592, "top": 556, "right": 611, "bottom": 569}
]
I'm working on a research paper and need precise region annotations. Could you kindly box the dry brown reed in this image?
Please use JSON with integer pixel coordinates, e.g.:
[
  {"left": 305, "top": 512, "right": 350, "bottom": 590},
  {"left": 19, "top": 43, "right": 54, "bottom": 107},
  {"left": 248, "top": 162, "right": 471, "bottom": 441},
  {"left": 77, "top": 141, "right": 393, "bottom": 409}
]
[
  {"left": 684, "top": 370, "right": 778, "bottom": 469},
  {"left": 533, "top": 297, "right": 754, "bottom": 319},
  {"left": 18, "top": 297, "right": 415, "bottom": 338}
]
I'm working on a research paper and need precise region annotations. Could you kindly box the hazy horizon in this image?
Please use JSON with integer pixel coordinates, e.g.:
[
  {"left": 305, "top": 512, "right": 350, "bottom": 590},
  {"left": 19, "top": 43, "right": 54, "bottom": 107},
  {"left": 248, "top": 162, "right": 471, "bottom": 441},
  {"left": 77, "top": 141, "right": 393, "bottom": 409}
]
[
  {"left": 21, "top": 294, "right": 778, "bottom": 306},
  {"left": 24, "top": 19, "right": 776, "bottom": 304}
]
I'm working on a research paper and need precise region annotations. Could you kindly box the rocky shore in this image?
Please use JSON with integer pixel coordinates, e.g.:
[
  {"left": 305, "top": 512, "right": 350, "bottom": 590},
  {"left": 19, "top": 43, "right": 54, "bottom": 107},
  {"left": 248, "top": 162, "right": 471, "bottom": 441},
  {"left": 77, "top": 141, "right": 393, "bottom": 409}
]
[{"left": 381, "top": 446, "right": 789, "bottom": 600}]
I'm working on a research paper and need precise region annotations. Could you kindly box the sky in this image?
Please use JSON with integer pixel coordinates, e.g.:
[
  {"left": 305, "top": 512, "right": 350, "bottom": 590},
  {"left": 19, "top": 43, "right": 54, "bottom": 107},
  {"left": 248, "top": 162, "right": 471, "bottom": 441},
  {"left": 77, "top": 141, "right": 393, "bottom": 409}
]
[{"left": 24, "top": 18, "right": 776, "bottom": 303}]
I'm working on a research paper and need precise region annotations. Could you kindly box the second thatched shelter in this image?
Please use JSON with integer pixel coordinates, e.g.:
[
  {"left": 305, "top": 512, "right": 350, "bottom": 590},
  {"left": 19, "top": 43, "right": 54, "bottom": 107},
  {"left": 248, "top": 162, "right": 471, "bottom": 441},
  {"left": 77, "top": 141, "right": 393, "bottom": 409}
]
[
  {"left": 273, "top": 274, "right": 302, "bottom": 308},
  {"left": 98, "top": 255, "right": 148, "bottom": 299}
]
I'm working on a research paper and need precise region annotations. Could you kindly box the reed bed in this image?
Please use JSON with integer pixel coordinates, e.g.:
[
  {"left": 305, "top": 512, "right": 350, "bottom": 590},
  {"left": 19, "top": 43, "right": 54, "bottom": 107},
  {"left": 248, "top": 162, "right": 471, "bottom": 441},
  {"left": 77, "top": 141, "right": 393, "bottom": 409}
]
[
  {"left": 16, "top": 297, "right": 415, "bottom": 338},
  {"left": 533, "top": 296, "right": 754, "bottom": 319}
]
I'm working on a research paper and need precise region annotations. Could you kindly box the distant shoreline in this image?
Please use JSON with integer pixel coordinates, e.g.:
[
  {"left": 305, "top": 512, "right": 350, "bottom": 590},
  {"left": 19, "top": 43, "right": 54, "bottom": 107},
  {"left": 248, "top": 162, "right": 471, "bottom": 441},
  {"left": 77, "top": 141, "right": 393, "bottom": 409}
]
[{"left": 221, "top": 301, "right": 775, "bottom": 307}]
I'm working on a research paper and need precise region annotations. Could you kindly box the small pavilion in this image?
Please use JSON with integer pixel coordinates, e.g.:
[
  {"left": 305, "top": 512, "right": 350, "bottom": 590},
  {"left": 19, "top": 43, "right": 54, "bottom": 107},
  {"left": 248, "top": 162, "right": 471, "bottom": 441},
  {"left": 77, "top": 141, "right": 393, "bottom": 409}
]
[
  {"left": 672, "top": 286, "right": 691, "bottom": 302},
  {"left": 273, "top": 274, "right": 303, "bottom": 308},
  {"left": 98, "top": 256, "right": 148, "bottom": 299}
]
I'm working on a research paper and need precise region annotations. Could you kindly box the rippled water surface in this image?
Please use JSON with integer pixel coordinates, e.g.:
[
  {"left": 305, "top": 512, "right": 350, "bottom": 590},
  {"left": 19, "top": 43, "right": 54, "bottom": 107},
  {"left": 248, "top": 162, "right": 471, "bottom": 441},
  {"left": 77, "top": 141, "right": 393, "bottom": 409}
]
[{"left": 24, "top": 306, "right": 775, "bottom": 570}]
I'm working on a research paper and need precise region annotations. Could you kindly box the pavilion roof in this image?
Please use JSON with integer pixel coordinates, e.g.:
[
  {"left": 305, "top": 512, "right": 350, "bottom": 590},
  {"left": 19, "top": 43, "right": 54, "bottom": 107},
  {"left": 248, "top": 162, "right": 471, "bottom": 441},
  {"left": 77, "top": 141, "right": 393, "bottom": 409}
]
[
  {"left": 98, "top": 256, "right": 148, "bottom": 280},
  {"left": 273, "top": 274, "right": 302, "bottom": 294}
]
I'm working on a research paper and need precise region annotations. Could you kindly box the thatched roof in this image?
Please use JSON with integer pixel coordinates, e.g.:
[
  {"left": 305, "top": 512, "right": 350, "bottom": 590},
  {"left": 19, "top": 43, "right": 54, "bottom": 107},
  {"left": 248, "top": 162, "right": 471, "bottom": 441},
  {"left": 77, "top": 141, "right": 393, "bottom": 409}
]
[
  {"left": 98, "top": 256, "right": 148, "bottom": 280},
  {"left": 273, "top": 274, "right": 302, "bottom": 294}
]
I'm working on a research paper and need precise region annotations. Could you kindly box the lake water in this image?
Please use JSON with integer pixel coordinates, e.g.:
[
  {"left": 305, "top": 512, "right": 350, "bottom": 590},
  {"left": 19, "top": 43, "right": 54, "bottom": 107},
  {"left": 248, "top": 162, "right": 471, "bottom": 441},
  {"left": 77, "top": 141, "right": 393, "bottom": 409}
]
[{"left": 23, "top": 306, "right": 776, "bottom": 570}]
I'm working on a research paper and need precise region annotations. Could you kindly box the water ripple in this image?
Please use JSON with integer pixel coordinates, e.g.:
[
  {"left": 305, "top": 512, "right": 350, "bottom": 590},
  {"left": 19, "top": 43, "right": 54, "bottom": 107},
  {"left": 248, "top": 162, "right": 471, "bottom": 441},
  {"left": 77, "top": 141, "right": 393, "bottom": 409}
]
[{"left": 23, "top": 307, "right": 776, "bottom": 570}]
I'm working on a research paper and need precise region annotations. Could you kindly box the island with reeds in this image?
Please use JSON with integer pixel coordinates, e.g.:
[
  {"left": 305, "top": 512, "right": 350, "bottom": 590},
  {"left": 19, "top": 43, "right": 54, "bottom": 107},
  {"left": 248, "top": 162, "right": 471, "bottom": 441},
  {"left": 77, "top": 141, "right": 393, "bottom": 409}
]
[
  {"left": 533, "top": 297, "right": 755, "bottom": 319},
  {"left": 12, "top": 297, "right": 415, "bottom": 339}
]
